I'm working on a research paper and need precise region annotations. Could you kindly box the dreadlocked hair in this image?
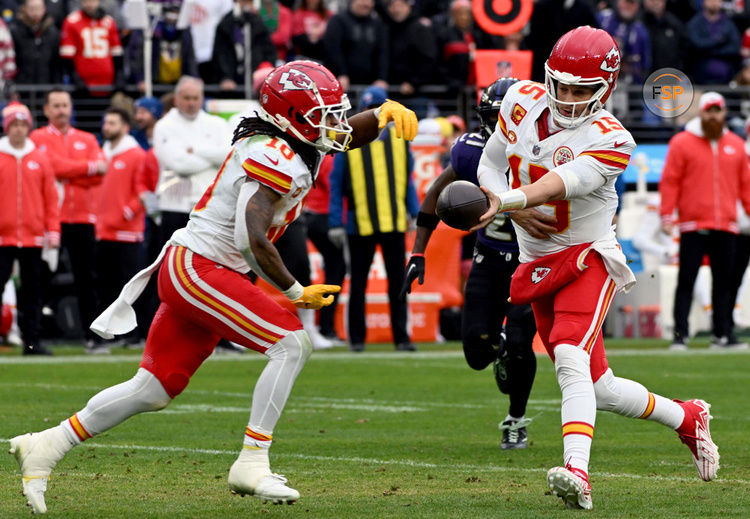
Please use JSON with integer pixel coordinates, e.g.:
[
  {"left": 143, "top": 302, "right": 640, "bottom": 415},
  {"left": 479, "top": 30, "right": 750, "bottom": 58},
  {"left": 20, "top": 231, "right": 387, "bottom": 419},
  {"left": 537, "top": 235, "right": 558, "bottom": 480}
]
[{"left": 232, "top": 116, "right": 321, "bottom": 174}]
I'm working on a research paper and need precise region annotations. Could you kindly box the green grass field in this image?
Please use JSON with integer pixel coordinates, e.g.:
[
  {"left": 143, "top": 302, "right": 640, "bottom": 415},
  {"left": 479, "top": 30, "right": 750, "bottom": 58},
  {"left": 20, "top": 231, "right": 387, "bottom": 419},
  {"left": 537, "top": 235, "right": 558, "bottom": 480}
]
[{"left": 1, "top": 340, "right": 749, "bottom": 518}]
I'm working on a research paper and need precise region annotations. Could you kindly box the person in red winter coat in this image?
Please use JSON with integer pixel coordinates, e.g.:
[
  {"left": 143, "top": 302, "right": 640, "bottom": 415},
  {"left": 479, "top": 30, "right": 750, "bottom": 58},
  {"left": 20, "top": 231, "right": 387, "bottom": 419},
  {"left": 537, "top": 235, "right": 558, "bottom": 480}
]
[
  {"left": 659, "top": 92, "right": 750, "bottom": 350},
  {"left": 30, "top": 88, "right": 105, "bottom": 350},
  {"left": 0, "top": 102, "right": 60, "bottom": 355},
  {"left": 94, "top": 107, "right": 147, "bottom": 351}
]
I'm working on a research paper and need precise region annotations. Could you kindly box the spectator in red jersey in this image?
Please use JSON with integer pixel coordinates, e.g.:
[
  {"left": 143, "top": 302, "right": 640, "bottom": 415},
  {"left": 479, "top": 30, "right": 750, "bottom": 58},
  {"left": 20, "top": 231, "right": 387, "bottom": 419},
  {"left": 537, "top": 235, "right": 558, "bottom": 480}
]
[
  {"left": 9, "top": 0, "right": 60, "bottom": 85},
  {"left": 94, "top": 107, "right": 147, "bottom": 352},
  {"left": 0, "top": 102, "right": 59, "bottom": 356},
  {"left": 0, "top": 17, "right": 16, "bottom": 96},
  {"left": 30, "top": 89, "right": 106, "bottom": 352},
  {"left": 291, "top": 0, "right": 331, "bottom": 61},
  {"left": 257, "top": 0, "right": 293, "bottom": 61},
  {"left": 60, "top": 0, "right": 123, "bottom": 96}
]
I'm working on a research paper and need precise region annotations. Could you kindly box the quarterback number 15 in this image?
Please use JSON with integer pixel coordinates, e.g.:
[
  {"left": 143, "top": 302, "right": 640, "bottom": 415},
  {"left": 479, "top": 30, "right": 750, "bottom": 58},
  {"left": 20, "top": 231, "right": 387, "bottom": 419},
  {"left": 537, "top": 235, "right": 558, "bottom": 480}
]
[{"left": 508, "top": 155, "right": 570, "bottom": 233}]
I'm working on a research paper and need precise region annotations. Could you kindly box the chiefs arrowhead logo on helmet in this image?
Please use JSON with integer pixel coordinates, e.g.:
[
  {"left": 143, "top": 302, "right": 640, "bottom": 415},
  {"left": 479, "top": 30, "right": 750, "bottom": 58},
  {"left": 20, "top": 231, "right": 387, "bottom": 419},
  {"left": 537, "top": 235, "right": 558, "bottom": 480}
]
[
  {"left": 600, "top": 46, "right": 620, "bottom": 74},
  {"left": 531, "top": 267, "right": 551, "bottom": 284},
  {"left": 279, "top": 69, "right": 314, "bottom": 91}
]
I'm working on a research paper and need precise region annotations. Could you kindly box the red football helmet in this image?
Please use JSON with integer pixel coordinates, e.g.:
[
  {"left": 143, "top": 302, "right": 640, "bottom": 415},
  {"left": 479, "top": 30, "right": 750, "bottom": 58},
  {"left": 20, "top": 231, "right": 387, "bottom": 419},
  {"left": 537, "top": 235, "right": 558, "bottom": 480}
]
[
  {"left": 544, "top": 26, "right": 621, "bottom": 128},
  {"left": 258, "top": 60, "right": 352, "bottom": 152}
]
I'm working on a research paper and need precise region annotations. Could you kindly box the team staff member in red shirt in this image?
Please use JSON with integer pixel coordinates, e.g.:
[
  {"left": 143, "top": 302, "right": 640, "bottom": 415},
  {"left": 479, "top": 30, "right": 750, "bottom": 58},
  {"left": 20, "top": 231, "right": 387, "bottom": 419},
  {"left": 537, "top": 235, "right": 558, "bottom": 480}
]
[
  {"left": 94, "top": 107, "right": 147, "bottom": 351},
  {"left": 30, "top": 89, "right": 105, "bottom": 350},
  {"left": 660, "top": 92, "right": 750, "bottom": 350},
  {"left": 0, "top": 103, "right": 60, "bottom": 355},
  {"left": 60, "top": 0, "right": 123, "bottom": 95}
]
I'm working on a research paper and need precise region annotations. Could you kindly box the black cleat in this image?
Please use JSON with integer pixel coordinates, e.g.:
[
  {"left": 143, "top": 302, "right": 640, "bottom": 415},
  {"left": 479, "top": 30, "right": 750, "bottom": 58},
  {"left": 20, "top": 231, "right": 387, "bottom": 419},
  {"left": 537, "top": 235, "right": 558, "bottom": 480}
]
[
  {"left": 499, "top": 418, "right": 531, "bottom": 450},
  {"left": 22, "top": 344, "right": 53, "bottom": 356}
]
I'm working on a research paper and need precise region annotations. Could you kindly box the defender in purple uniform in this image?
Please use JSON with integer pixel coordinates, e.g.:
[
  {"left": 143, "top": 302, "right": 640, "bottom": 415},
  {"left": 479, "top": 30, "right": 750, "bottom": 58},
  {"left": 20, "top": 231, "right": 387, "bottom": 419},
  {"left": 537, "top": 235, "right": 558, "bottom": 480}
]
[{"left": 401, "top": 78, "right": 557, "bottom": 449}]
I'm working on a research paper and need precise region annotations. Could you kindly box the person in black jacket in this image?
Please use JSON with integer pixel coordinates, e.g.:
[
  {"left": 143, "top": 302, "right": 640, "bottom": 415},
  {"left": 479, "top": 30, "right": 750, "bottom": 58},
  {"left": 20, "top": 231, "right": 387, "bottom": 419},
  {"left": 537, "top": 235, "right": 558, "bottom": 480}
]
[
  {"left": 9, "top": 0, "right": 61, "bottom": 85},
  {"left": 642, "top": 0, "right": 687, "bottom": 73},
  {"left": 524, "top": 0, "right": 598, "bottom": 83},
  {"left": 213, "top": 0, "right": 277, "bottom": 95},
  {"left": 385, "top": 0, "right": 437, "bottom": 98},
  {"left": 322, "top": 0, "right": 388, "bottom": 92}
]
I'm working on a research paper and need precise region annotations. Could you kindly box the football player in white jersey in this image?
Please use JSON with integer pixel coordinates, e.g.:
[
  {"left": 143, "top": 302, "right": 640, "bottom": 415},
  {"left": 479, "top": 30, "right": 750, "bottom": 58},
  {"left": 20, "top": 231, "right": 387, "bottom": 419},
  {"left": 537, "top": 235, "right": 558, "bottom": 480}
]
[
  {"left": 475, "top": 27, "right": 719, "bottom": 510},
  {"left": 8, "top": 61, "right": 419, "bottom": 514}
]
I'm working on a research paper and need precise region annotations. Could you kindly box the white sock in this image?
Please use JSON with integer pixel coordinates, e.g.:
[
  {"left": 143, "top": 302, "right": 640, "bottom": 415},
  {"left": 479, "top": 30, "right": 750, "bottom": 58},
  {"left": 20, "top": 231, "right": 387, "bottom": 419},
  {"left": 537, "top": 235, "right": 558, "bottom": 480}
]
[
  {"left": 555, "top": 344, "right": 596, "bottom": 475},
  {"left": 75, "top": 368, "right": 171, "bottom": 436},
  {"left": 594, "top": 369, "right": 684, "bottom": 429},
  {"left": 504, "top": 414, "right": 523, "bottom": 423},
  {"left": 248, "top": 330, "right": 311, "bottom": 435}
]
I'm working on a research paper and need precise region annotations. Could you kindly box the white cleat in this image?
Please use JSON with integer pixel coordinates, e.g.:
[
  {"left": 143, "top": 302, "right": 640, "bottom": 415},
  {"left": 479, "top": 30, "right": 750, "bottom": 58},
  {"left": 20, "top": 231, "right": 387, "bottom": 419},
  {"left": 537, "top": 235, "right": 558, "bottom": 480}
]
[
  {"left": 9, "top": 432, "right": 65, "bottom": 514},
  {"left": 227, "top": 450, "right": 300, "bottom": 504},
  {"left": 228, "top": 466, "right": 300, "bottom": 504},
  {"left": 547, "top": 466, "right": 593, "bottom": 510}
]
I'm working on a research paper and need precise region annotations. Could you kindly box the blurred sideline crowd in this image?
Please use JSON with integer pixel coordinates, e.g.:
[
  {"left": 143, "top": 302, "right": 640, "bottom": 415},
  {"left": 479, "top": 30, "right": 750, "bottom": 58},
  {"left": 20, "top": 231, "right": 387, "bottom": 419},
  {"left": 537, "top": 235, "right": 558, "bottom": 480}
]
[
  {"left": 4, "top": 0, "right": 750, "bottom": 355},
  {"left": 2, "top": 0, "right": 750, "bottom": 103}
]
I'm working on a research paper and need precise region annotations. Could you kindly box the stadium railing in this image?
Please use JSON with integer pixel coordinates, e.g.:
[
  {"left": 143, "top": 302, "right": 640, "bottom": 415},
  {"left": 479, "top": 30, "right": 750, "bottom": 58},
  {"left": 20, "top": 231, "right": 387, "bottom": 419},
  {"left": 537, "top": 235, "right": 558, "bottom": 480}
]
[{"left": 11, "top": 83, "right": 750, "bottom": 142}]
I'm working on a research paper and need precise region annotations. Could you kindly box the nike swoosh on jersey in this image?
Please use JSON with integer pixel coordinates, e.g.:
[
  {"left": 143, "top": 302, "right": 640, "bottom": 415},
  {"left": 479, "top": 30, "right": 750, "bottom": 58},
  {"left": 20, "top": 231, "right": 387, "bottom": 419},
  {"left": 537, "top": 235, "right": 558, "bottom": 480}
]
[
  {"left": 264, "top": 154, "right": 280, "bottom": 165},
  {"left": 614, "top": 141, "right": 626, "bottom": 148}
]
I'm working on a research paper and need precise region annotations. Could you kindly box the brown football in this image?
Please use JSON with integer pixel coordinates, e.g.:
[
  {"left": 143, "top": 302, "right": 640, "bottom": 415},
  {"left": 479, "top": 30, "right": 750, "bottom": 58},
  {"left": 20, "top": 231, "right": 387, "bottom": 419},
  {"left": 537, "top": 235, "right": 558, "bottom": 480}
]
[{"left": 435, "top": 180, "right": 489, "bottom": 231}]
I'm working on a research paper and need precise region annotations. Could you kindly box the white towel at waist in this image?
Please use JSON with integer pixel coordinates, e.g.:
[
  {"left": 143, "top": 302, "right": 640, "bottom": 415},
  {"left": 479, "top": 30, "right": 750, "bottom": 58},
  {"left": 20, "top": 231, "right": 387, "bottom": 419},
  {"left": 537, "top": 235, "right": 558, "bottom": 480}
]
[{"left": 90, "top": 242, "right": 171, "bottom": 339}]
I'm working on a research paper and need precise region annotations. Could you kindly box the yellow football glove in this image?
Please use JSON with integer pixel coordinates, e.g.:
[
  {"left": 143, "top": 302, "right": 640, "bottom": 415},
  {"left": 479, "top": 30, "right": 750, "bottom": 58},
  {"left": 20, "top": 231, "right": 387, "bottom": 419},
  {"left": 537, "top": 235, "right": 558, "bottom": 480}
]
[
  {"left": 377, "top": 99, "right": 418, "bottom": 141},
  {"left": 292, "top": 284, "right": 342, "bottom": 309}
]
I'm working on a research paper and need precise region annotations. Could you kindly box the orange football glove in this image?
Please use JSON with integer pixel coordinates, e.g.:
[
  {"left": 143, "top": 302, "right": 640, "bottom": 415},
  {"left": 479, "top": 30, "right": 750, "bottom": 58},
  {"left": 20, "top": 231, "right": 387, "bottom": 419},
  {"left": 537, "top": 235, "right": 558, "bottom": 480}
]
[
  {"left": 292, "top": 284, "right": 342, "bottom": 309},
  {"left": 377, "top": 99, "right": 418, "bottom": 141}
]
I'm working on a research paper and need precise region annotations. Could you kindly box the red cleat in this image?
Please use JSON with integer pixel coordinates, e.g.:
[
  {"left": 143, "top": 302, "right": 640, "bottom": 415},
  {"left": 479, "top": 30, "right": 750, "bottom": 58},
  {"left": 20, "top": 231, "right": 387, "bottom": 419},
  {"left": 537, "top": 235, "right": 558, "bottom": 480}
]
[
  {"left": 675, "top": 399, "right": 720, "bottom": 481},
  {"left": 547, "top": 465, "right": 592, "bottom": 510}
]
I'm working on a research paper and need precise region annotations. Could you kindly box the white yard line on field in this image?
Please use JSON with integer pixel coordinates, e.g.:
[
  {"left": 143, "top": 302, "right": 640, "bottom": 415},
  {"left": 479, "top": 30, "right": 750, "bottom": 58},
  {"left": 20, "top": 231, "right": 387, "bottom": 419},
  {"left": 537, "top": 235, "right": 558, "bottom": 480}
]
[
  {"left": 1, "top": 347, "right": 749, "bottom": 365},
  {"left": 0, "top": 381, "right": 561, "bottom": 413},
  {"left": 160, "top": 402, "right": 427, "bottom": 414},
  {"left": 3, "top": 438, "right": 748, "bottom": 486}
]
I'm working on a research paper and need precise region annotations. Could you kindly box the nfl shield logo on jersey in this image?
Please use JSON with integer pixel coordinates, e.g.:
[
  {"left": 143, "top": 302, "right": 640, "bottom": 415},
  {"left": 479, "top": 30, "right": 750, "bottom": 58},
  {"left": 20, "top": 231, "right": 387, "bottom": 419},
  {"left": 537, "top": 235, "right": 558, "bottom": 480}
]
[{"left": 531, "top": 267, "right": 551, "bottom": 284}]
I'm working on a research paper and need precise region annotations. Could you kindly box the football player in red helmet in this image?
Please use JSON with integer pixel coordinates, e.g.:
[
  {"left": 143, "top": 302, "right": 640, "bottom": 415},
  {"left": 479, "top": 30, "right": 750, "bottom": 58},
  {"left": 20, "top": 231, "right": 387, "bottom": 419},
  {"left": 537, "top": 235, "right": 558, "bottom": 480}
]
[
  {"left": 9, "top": 60, "right": 418, "bottom": 514},
  {"left": 474, "top": 27, "right": 719, "bottom": 510},
  {"left": 257, "top": 61, "right": 354, "bottom": 153},
  {"left": 544, "top": 25, "right": 621, "bottom": 128}
]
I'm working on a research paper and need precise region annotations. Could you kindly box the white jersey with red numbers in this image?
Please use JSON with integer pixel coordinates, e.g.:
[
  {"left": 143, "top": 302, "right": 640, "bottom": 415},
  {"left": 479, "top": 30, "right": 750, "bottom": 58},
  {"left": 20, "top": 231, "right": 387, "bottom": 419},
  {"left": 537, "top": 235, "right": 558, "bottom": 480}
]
[
  {"left": 60, "top": 10, "right": 122, "bottom": 88},
  {"left": 171, "top": 134, "right": 323, "bottom": 273},
  {"left": 481, "top": 80, "right": 636, "bottom": 290}
]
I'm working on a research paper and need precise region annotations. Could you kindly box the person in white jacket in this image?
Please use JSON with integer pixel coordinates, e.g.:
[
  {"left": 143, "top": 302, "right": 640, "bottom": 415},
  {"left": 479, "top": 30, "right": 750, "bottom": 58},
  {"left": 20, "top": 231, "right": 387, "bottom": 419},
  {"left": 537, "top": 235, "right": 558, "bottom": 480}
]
[{"left": 153, "top": 75, "right": 232, "bottom": 244}]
